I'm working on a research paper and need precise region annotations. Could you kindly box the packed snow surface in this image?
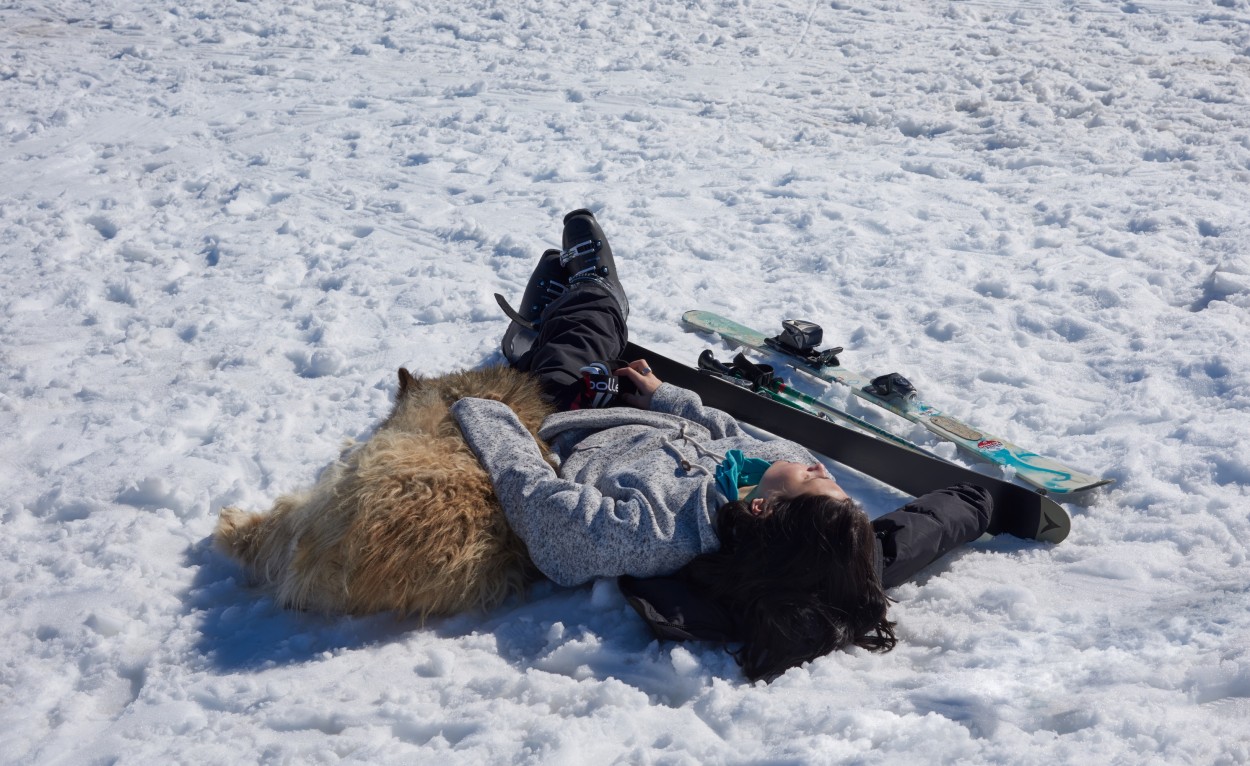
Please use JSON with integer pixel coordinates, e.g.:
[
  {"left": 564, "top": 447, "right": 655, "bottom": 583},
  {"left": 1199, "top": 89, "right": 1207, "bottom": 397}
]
[{"left": 3, "top": 0, "right": 1250, "bottom": 762}]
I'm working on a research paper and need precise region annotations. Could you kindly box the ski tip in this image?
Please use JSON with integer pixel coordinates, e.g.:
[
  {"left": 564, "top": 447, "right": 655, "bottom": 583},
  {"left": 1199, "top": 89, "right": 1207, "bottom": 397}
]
[
  {"left": 992, "top": 496, "right": 1071, "bottom": 544},
  {"left": 1043, "top": 477, "right": 1115, "bottom": 496},
  {"left": 680, "top": 310, "right": 708, "bottom": 329},
  {"left": 1036, "top": 503, "right": 1071, "bottom": 544},
  {"left": 1045, "top": 478, "right": 1115, "bottom": 508},
  {"left": 1000, "top": 458, "right": 1115, "bottom": 496}
]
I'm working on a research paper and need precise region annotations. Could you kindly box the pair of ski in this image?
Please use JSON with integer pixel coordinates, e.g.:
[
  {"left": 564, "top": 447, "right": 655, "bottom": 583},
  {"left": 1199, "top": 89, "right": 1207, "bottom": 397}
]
[
  {"left": 627, "top": 341, "right": 1073, "bottom": 544},
  {"left": 681, "top": 310, "right": 1111, "bottom": 498},
  {"left": 696, "top": 349, "right": 931, "bottom": 457}
]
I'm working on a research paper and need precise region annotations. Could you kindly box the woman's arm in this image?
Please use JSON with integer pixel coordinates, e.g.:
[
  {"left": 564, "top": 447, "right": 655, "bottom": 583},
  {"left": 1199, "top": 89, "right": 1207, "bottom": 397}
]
[
  {"left": 615, "top": 359, "right": 746, "bottom": 439},
  {"left": 452, "top": 397, "right": 687, "bottom": 586}
]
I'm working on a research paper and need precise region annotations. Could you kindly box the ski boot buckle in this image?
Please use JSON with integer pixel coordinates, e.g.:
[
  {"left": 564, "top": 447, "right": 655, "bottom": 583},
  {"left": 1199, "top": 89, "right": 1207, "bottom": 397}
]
[{"left": 559, "top": 239, "right": 602, "bottom": 268}]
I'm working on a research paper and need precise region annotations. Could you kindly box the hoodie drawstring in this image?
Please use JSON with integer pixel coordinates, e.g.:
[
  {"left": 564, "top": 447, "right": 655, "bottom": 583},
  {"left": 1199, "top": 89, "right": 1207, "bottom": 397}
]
[{"left": 660, "top": 422, "right": 724, "bottom": 475}]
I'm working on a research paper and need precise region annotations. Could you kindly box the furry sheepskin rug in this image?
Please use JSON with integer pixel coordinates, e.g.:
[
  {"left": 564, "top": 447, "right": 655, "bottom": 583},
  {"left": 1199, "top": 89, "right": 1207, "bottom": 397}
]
[{"left": 214, "top": 365, "right": 554, "bottom": 619}]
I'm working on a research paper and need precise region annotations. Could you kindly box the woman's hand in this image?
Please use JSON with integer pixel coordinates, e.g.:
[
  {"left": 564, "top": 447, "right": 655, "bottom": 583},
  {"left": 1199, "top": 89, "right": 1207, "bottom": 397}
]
[{"left": 614, "top": 359, "right": 663, "bottom": 409}]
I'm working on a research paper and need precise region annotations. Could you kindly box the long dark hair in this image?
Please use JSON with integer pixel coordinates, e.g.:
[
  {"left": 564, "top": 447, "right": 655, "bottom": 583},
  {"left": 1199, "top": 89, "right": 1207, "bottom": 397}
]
[{"left": 684, "top": 495, "right": 897, "bottom": 682}]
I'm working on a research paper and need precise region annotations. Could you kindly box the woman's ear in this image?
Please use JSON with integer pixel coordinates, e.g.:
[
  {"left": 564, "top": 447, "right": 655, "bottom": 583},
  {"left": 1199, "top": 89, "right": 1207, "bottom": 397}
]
[{"left": 750, "top": 497, "right": 767, "bottom": 516}]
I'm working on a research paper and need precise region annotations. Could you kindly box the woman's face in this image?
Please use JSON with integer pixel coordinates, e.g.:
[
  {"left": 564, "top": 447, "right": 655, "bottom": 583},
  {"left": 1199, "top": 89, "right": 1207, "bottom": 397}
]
[{"left": 752, "top": 461, "right": 848, "bottom": 509}]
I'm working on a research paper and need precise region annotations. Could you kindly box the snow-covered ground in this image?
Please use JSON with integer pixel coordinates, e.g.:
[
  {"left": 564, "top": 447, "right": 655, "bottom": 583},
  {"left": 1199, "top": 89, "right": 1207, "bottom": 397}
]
[{"left": 3, "top": 0, "right": 1249, "bottom": 761}]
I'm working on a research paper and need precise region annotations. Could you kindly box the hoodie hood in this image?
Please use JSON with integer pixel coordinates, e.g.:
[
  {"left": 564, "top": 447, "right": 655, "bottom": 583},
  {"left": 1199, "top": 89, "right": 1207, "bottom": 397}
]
[{"left": 538, "top": 407, "right": 712, "bottom": 443}]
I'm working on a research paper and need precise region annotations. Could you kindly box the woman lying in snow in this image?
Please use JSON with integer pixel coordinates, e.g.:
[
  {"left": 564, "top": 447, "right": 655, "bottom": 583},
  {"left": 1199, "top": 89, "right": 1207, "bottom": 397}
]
[{"left": 454, "top": 209, "right": 994, "bottom": 681}]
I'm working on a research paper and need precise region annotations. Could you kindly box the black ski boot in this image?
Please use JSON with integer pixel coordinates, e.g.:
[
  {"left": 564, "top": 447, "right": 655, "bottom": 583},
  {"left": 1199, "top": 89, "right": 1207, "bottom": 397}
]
[
  {"left": 500, "top": 248, "right": 568, "bottom": 365},
  {"left": 560, "top": 208, "right": 629, "bottom": 320},
  {"left": 515, "top": 248, "right": 569, "bottom": 323}
]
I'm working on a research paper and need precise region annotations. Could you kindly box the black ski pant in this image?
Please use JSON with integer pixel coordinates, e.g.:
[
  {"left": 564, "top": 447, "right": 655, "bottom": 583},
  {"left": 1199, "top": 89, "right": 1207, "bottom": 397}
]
[
  {"left": 512, "top": 282, "right": 628, "bottom": 411},
  {"left": 872, "top": 483, "right": 992, "bottom": 588}
]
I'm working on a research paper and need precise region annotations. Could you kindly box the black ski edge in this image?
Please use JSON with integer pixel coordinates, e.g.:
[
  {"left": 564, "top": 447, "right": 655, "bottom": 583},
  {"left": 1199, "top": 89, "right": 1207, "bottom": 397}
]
[{"left": 627, "top": 342, "right": 1071, "bottom": 544}]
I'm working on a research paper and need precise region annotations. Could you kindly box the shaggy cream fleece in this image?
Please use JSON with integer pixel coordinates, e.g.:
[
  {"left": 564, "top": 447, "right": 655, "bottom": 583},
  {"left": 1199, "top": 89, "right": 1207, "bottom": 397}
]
[{"left": 215, "top": 366, "right": 554, "bottom": 619}]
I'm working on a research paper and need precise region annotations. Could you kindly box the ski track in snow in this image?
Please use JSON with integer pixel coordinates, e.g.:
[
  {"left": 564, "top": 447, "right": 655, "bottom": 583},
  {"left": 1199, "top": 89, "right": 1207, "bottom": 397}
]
[{"left": 2, "top": 0, "right": 1249, "bottom": 762}]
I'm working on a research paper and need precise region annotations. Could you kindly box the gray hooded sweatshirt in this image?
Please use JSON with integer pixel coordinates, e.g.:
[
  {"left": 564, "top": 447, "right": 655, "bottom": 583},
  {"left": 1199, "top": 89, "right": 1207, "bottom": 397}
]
[{"left": 452, "top": 381, "right": 819, "bottom": 587}]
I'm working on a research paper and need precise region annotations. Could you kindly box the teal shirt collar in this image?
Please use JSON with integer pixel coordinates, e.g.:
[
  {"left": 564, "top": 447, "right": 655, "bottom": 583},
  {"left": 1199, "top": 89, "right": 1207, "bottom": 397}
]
[{"left": 714, "top": 449, "right": 772, "bottom": 502}]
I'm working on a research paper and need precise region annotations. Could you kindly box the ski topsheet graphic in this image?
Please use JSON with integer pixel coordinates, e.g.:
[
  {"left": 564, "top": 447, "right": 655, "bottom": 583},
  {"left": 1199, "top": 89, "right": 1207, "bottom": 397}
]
[{"left": 681, "top": 310, "right": 1111, "bottom": 496}]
